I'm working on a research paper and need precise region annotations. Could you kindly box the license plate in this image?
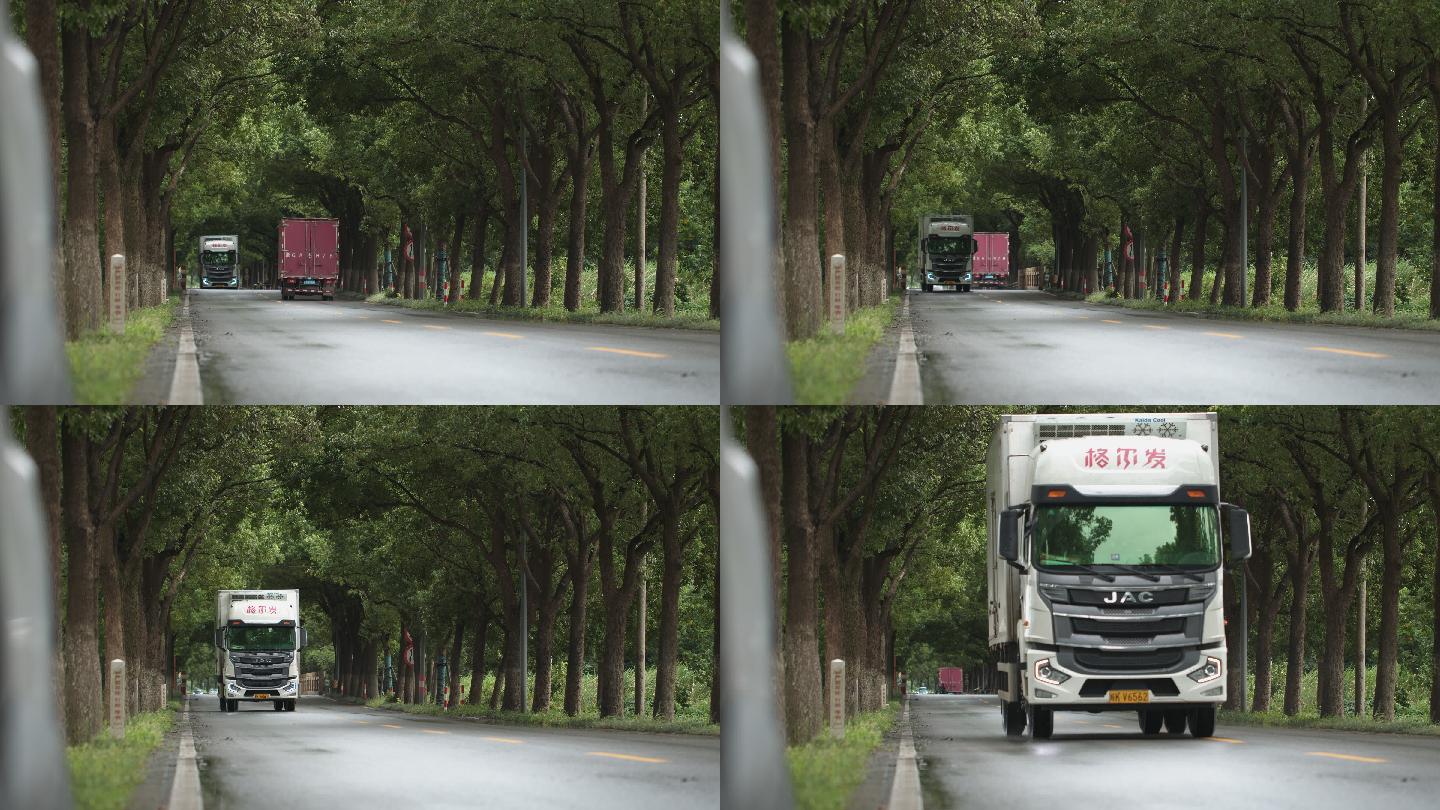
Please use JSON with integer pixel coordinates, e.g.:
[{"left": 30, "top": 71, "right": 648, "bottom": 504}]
[
  {"left": 253, "top": 693, "right": 270, "bottom": 700},
  {"left": 1107, "top": 689, "right": 1149, "bottom": 703},
  {"left": 302, "top": 280, "right": 318, "bottom": 286},
  {"left": 934, "top": 285, "right": 954, "bottom": 291}
]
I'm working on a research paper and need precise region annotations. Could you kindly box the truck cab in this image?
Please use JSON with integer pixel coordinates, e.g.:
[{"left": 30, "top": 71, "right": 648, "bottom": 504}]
[
  {"left": 214, "top": 590, "right": 307, "bottom": 712},
  {"left": 918, "top": 215, "right": 976, "bottom": 292},
  {"left": 987, "top": 414, "right": 1251, "bottom": 740},
  {"left": 198, "top": 235, "right": 240, "bottom": 289}
]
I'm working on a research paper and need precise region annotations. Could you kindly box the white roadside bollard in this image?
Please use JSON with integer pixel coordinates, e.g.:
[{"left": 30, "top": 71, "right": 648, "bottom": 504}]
[
  {"left": 109, "top": 659, "right": 126, "bottom": 739},
  {"left": 829, "top": 255, "right": 847, "bottom": 335},
  {"left": 108, "top": 255, "right": 127, "bottom": 334},
  {"left": 829, "top": 658, "right": 846, "bottom": 739}
]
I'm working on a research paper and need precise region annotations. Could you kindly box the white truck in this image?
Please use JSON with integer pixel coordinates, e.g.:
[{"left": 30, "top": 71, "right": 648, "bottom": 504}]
[
  {"left": 214, "top": 589, "right": 308, "bottom": 712},
  {"left": 917, "top": 214, "right": 975, "bottom": 292},
  {"left": 986, "top": 413, "right": 1250, "bottom": 740},
  {"left": 198, "top": 234, "right": 240, "bottom": 289}
]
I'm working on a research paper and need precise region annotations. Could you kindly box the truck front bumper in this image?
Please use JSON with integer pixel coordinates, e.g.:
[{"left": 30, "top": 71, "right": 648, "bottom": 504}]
[
  {"left": 1020, "top": 648, "right": 1226, "bottom": 710},
  {"left": 225, "top": 677, "right": 299, "bottom": 701}
]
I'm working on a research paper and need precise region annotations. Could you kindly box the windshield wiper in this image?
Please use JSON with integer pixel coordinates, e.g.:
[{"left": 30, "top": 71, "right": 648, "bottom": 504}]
[
  {"left": 1103, "top": 564, "right": 1161, "bottom": 582},
  {"left": 1043, "top": 562, "right": 1115, "bottom": 582},
  {"left": 1149, "top": 564, "right": 1205, "bottom": 583}
]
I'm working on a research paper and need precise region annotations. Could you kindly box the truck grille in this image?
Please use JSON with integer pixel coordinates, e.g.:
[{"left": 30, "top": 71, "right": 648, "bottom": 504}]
[
  {"left": 1071, "top": 617, "right": 1185, "bottom": 637},
  {"left": 231, "top": 651, "right": 293, "bottom": 688},
  {"left": 1038, "top": 423, "right": 1126, "bottom": 439},
  {"left": 1073, "top": 648, "right": 1184, "bottom": 671}
]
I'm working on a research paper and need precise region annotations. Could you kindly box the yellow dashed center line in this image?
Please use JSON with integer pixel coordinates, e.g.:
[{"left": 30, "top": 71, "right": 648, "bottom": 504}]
[
  {"left": 381, "top": 319, "right": 403, "bottom": 325},
  {"left": 1307, "top": 751, "right": 1386, "bottom": 763},
  {"left": 484, "top": 331, "right": 524, "bottom": 339},
  {"left": 484, "top": 736, "right": 524, "bottom": 744},
  {"left": 1141, "top": 325, "right": 1170, "bottom": 330},
  {"left": 1075, "top": 316, "right": 1091, "bottom": 320},
  {"left": 587, "top": 347, "right": 669, "bottom": 359},
  {"left": 1102, "top": 723, "right": 1123, "bottom": 729},
  {"left": 587, "top": 751, "right": 668, "bottom": 764},
  {"left": 1206, "top": 737, "right": 1245, "bottom": 744},
  {"left": 381, "top": 723, "right": 403, "bottom": 729},
  {"left": 1101, "top": 319, "right": 1123, "bottom": 325},
  {"left": 1204, "top": 331, "right": 1244, "bottom": 339},
  {"left": 420, "top": 729, "right": 449, "bottom": 734},
  {"left": 422, "top": 324, "right": 450, "bottom": 331},
  {"left": 353, "top": 720, "right": 370, "bottom": 725},
  {"left": 1307, "top": 346, "right": 1388, "bottom": 359}
]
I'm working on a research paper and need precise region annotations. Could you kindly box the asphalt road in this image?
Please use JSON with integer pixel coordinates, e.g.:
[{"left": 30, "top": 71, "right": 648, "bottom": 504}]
[
  {"left": 187, "top": 696, "right": 718, "bottom": 809},
  {"left": 183, "top": 289, "right": 718, "bottom": 404},
  {"left": 907, "top": 289, "right": 1440, "bottom": 404},
  {"left": 909, "top": 694, "right": 1439, "bottom": 810}
]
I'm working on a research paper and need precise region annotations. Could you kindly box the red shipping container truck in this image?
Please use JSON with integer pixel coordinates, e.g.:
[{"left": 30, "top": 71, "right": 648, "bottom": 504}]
[
  {"left": 938, "top": 667, "right": 964, "bottom": 694},
  {"left": 971, "top": 232, "right": 1010, "bottom": 288},
  {"left": 278, "top": 217, "right": 340, "bottom": 300}
]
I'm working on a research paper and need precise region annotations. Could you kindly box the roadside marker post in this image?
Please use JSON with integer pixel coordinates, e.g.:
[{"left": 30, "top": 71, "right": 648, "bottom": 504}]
[
  {"left": 109, "top": 659, "right": 126, "bottom": 739},
  {"left": 829, "top": 659, "right": 846, "bottom": 739},
  {"left": 108, "top": 255, "right": 126, "bottom": 334},
  {"left": 829, "top": 255, "right": 846, "bottom": 335}
]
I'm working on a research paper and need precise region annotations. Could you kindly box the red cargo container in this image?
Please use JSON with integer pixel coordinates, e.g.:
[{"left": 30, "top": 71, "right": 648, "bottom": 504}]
[
  {"left": 278, "top": 217, "right": 340, "bottom": 300},
  {"left": 938, "top": 667, "right": 964, "bottom": 694},
  {"left": 972, "top": 232, "right": 1010, "bottom": 288}
]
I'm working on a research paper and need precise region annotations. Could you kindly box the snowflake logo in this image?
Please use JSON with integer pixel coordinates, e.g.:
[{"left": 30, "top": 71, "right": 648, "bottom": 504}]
[
  {"left": 1157, "top": 423, "right": 1179, "bottom": 438},
  {"left": 1132, "top": 423, "right": 1152, "bottom": 436}
]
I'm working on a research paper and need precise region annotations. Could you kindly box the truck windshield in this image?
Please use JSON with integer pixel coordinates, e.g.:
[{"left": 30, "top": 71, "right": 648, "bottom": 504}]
[
  {"left": 228, "top": 626, "right": 294, "bottom": 651},
  {"left": 926, "top": 236, "right": 971, "bottom": 256},
  {"left": 1033, "top": 504, "right": 1219, "bottom": 570},
  {"left": 202, "top": 250, "right": 234, "bottom": 265}
]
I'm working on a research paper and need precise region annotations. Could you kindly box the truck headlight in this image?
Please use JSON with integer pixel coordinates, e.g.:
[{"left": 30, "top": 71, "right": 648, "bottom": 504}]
[
  {"left": 283, "top": 681, "right": 297, "bottom": 693},
  {"left": 1034, "top": 658, "right": 1070, "bottom": 686},
  {"left": 965, "top": 273, "right": 972, "bottom": 281},
  {"left": 1187, "top": 656, "right": 1223, "bottom": 683},
  {"left": 226, "top": 681, "right": 242, "bottom": 694},
  {"left": 926, "top": 272, "right": 936, "bottom": 282}
]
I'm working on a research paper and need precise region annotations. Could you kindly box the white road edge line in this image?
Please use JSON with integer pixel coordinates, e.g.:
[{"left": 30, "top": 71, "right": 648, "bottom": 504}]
[
  {"left": 167, "top": 291, "right": 203, "bottom": 404},
  {"left": 888, "top": 701, "right": 923, "bottom": 810},
  {"left": 888, "top": 295, "right": 923, "bottom": 405},
  {"left": 168, "top": 699, "right": 204, "bottom": 810}
]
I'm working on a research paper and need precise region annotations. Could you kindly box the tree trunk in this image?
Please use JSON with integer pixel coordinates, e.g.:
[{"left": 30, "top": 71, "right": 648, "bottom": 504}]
[
  {"left": 652, "top": 535, "right": 683, "bottom": 721},
  {"left": 1371, "top": 111, "right": 1402, "bottom": 316},
  {"left": 468, "top": 597, "right": 490, "bottom": 706},
  {"left": 653, "top": 113, "right": 683, "bottom": 316},
  {"left": 780, "top": 18, "right": 821, "bottom": 339},
  {"left": 564, "top": 558, "right": 588, "bottom": 716},
  {"left": 61, "top": 25, "right": 100, "bottom": 338},
  {"left": 1189, "top": 195, "right": 1209, "bottom": 300},
  {"left": 1283, "top": 559, "right": 1310, "bottom": 715},
  {"left": 61, "top": 424, "right": 102, "bottom": 743},
  {"left": 781, "top": 429, "right": 822, "bottom": 744}
]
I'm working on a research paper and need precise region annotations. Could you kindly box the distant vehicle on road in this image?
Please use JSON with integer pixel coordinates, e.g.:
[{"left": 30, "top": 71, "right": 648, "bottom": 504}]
[
  {"left": 938, "top": 667, "right": 964, "bottom": 694},
  {"left": 278, "top": 217, "right": 339, "bottom": 300},
  {"left": 987, "top": 413, "right": 1251, "bottom": 740},
  {"left": 915, "top": 686, "right": 929, "bottom": 695},
  {"left": 971, "top": 233, "right": 1010, "bottom": 288},
  {"left": 199, "top": 235, "right": 240, "bottom": 289},
  {"left": 917, "top": 214, "right": 975, "bottom": 292},
  {"left": 215, "top": 589, "right": 308, "bottom": 711}
]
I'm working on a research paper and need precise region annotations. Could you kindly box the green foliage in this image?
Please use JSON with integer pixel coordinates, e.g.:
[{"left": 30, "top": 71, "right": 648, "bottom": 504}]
[
  {"left": 787, "top": 297, "right": 899, "bottom": 404},
  {"left": 66, "top": 706, "right": 175, "bottom": 810},
  {"left": 65, "top": 296, "right": 179, "bottom": 403},
  {"left": 787, "top": 703, "right": 898, "bottom": 810}
]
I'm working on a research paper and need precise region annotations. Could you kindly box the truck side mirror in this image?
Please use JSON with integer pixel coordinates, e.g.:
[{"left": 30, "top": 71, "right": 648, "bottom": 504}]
[
  {"left": 213, "top": 628, "right": 224, "bottom": 648},
  {"left": 297, "top": 627, "right": 308, "bottom": 650},
  {"left": 1224, "top": 505, "right": 1252, "bottom": 563},
  {"left": 999, "top": 507, "right": 1025, "bottom": 570}
]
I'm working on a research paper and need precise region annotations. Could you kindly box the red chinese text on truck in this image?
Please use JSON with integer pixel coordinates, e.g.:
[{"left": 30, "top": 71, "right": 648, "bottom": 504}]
[
  {"left": 278, "top": 217, "right": 339, "bottom": 301},
  {"left": 938, "top": 667, "right": 964, "bottom": 694},
  {"left": 972, "top": 233, "right": 1010, "bottom": 288}
]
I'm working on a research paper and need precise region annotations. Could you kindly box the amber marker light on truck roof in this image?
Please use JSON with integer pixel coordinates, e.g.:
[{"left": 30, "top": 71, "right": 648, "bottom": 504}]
[
  {"left": 1047, "top": 489, "right": 1066, "bottom": 498},
  {"left": 1187, "top": 490, "right": 1206, "bottom": 498}
]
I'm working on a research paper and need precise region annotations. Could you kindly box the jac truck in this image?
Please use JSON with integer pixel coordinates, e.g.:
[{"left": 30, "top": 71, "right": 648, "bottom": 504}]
[
  {"left": 938, "top": 667, "right": 965, "bottom": 694},
  {"left": 917, "top": 214, "right": 975, "bottom": 292},
  {"left": 278, "top": 217, "right": 339, "bottom": 300},
  {"left": 198, "top": 235, "right": 240, "bottom": 289},
  {"left": 214, "top": 589, "right": 308, "bottom": 711},
  {"left": 972, "top": 232, "right": 1010, "bottom": 288},
  {"left": 986, "top": 413, "right": 1250, "bottom": 740}
]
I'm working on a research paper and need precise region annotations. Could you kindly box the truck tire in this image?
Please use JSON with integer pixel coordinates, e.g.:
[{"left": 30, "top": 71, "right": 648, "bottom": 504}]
[
  {"left": 962, "top": 284, "right": 971, "bottom": 293},
  {"left": 1189, "top": 706, "right": 1216, "bottom": 738},
  {"left": 285, "top": 700, "right": 296, "bottom": 712},
  {"left": 1163, "top": 709, "right": 1187, "bottom": 734},
  {"left": 1138, "top": 709, "right": 1163, "bottom": 735},
  {"left": 273, "top": 701, "right": 284, "bottom": 711},
  {"left": 1002, "top": 702, "right": 1026, "bottom": 736},
  {"left": 1028, "top": 707, "right": 1053, "bottom": 740},
  {"left": 922, "top": 283, "right": 933, "bottom": 292}
]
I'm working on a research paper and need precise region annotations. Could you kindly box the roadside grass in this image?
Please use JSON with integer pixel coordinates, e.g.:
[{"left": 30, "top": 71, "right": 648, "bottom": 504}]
[
  {"left": 67, "top": 702, "right": 177, "bottom": 810},
  {"left": 1081, "top": 292, "right": 1440, "bottom": 332},
  {"left": 787, "top": 296, "right": 899, "bottom": 404},
  {"left": 788, "top": 702, "right": 898, "bottom": 810},
  {"left": 66, "top": 295, "right": 179, "bottom": 403},
  {"left": 1219, "top": 710, "right": 1440, "bottom": 736},
  {"left": 354, "top": 259, "right": 717, "bottom": 330}
]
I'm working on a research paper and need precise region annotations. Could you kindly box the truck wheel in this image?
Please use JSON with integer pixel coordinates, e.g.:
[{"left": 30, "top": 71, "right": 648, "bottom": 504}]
[
  {"left": 962, "top": 284, "right": 972, "bottom": 293},
  {"left": 1189, "top": 707, "right": 1216, "bottom": 738},
  {"left": 1138, "top": 709, "right": 1163, "bottom": 735},
  {"left": 1163, "top": 709, "right": 1187, "bottom": 734},
  {"left": 1028, "top": 707, "right": 1053, "bottom": 740},
  {"left": 1002, "top": 702, "right": 1027, "bottom": 737},
  {"left": 273, "top": 701, "right": 284, "bottom": 711},
  {"left": 922, "top": 283, "right": 933, "bottom": 292},
  {"left": 286, "top": 700, "right": 296, "bottom": 711}
]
